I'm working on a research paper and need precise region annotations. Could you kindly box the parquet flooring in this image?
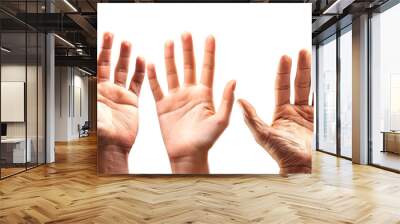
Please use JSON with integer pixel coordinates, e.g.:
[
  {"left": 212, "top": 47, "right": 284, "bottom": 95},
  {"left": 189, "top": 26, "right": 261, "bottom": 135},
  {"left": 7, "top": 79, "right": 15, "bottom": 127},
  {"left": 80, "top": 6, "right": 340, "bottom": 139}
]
[
  {"left": 1, "top": 135, "right": 400, "bottom": 223},
  {"left": 1, "top": 167, "right": 26, "bottom": 178}
]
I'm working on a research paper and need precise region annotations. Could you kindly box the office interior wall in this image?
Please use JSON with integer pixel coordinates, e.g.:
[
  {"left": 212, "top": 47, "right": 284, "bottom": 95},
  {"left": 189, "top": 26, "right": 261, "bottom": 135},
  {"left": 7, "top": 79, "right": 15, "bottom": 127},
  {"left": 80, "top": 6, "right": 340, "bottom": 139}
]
[
  {"left": 0, "top": 82, "right": 25, "bottom": 122},
  {"left": 55, "top": 66, "right": 70, "bottom": 141},
  {"left": 1, "top": 61, "right": 46, "bottom": 174},
  {"left": 0, "top": 63, "right": 26, "bottom": 176},
  {"left": 55, "top": 67, "right": 89, "bottom": 141},
  {"left": 73, "top": 72, "right": 88, "bottom": 137},
  {"left": 1, "top": 65, "right": 34, "bottom": 138}
]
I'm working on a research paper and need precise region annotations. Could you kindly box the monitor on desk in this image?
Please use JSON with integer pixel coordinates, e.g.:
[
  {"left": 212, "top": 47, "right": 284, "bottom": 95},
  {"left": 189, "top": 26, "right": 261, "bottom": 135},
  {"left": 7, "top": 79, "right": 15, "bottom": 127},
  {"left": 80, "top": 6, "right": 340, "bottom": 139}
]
[{"left": 1, "top": 123, "right": 7, "bottom": 138}]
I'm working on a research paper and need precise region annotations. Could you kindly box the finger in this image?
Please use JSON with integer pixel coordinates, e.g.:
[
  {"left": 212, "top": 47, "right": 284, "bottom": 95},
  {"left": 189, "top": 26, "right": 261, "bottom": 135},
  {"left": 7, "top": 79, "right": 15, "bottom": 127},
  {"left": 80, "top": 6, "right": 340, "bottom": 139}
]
[
  {"left": 114, "top": 41, "right": 132, "bottom": 87},
  {"left": 237, "top": 99, "right": 269, "bottom": 143},
  {"left": 275, "top": 55, "right": 292, "bottom": 106},
  {"left": 181, "top": 32, "right": 196, "bottom": 85},
  {"left": 294, "top": 49, "right": 311, "bottom": 105},
  {"left": 97, "top": 32, "right": 114, "bottom": 82},
  {"left": 164, "top": 40, "right": 180, "bottom": 91},
  {"left": 129, "top": 56, "right": 145, "bottom": 96},
  {"left": 147, "top": 63, "right": 164, "bottom": 102},
  {"left": 200, "top": 35, "right": 215, "bottom": 88},
  {"left": 216, "top": 80, "right": 236, "bottom": 125}
]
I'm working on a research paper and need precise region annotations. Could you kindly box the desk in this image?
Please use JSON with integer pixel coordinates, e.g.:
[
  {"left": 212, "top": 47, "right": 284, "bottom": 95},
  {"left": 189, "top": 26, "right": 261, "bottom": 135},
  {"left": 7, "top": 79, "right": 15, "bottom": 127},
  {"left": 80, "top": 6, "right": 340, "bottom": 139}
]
[
  {"left": 1, "top": 138, "right": 31, "bottom": 164},
  {"left": 381, "top": 131, "right": 400, "bottom": 154}
]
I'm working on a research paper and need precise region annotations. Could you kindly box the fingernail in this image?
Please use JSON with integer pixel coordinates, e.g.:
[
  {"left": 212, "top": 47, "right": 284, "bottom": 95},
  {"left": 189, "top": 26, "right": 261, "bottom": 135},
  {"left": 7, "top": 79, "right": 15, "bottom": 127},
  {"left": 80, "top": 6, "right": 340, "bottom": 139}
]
[
  {"left": 207, "top": 35, "right": 215, "bottom": 42},
  {"left": 122, "top": 41, "right": 131, "bottom": 48},
  {"left": 232, "top": 80, "right": 236, "bottom": 91},
  {"left": 182, "top": 32, "right": 191, "bottom": 40},
  {"left": 165, "top": 40, "right": 174, "bottom": 47},
  {"left": 104, "top": 32, "right": 113, "bottom": 40}
]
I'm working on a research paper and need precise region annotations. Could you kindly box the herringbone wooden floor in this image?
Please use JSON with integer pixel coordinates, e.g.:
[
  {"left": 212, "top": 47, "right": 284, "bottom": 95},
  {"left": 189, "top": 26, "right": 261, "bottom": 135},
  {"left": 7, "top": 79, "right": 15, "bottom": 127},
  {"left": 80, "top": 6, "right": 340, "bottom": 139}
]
[{"left": 0, "top": 135, "right": 400, "bottom": 224}]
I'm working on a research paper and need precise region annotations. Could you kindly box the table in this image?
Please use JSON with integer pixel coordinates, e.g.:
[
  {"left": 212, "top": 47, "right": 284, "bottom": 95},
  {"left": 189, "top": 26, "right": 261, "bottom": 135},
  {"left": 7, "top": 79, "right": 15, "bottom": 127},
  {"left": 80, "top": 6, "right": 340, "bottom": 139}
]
[
  {"left": 1, "top": 138, "right": 31, "bottom": 164},
  {"left": 381, "top": 131, "right": 400, "bottom": 154}
]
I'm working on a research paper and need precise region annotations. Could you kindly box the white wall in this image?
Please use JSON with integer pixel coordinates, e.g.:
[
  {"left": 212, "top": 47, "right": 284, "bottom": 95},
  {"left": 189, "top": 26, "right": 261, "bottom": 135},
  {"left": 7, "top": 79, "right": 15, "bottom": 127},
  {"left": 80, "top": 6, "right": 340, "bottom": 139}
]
[
  {"left": 72, "top": 73, "right": 89, "bottom": 138},
  {"left": 54, "top": 67, "right": 89, "bottom": 141},
  {"left": 1, "top": 65, "right": 37, "bottom": 138},
  {"left": 1, "top": 64, "right": 46, "bottom": 164},
  {"left": 55, "top": 67, "right": 70, "bottom": 141}
]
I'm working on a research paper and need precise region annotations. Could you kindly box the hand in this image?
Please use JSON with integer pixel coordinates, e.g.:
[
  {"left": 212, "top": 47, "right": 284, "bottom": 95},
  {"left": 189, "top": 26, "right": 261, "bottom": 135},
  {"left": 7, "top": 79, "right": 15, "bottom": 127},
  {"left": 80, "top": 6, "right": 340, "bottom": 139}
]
[
  {"left": 147, "top": 32, "right": 236, "bottom": 174},
  {"left": 238, "top": 49, "right": 313, "bottom": 176},
  {"left": 97, "top": 32, "right": 145, "bottom": 174}
]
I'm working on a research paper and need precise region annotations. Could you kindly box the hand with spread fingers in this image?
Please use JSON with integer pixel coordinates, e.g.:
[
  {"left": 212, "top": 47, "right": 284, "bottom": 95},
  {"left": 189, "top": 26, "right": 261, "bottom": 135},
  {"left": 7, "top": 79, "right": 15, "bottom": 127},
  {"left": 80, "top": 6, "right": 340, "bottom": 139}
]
[
  {"left": 147, "top": 32, "right": 236, "bottom": 174},
  {"left": 97, "top": 32, "right": 145, "bottom": 174},
  {"left": 238, "top": 49, "right": 313, "bottom": 176}
]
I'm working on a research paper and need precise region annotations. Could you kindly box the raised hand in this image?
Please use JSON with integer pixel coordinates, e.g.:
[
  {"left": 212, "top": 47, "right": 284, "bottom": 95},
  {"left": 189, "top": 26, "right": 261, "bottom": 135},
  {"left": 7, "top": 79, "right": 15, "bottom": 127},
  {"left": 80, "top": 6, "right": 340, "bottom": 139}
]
[
  {"left": 238, "top": 50, "right": 313, "bottom": 176},
  {"left": 97, "top": 32, "right": 145, "bottom": 174},
  {"left": 147, "top": 32, "right": 236, "bottom": 174}
]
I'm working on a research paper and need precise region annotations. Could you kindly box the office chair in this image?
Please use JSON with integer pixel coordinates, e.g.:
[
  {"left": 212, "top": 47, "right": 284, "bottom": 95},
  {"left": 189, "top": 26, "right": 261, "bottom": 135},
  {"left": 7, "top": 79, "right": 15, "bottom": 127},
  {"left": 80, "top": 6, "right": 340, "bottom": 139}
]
[{"left": 79, "top": 121, "right": 90, "bottom": 138}]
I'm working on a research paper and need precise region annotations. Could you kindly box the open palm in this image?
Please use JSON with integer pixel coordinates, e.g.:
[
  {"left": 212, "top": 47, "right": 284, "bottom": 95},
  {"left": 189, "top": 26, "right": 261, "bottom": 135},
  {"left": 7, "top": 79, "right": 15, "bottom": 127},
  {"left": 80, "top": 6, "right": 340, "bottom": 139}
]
[
  {"left": 147, "top": 33, "right": 236, "bottom": 173},
  {"left": 238, "top": 50, "right": 313, "bottom": 175},
  {"left": 97, "top": 32, "right": 145, "bottom": 174},
  {"left": 97, "top": 81, "right": 139, "bottom": 149}
]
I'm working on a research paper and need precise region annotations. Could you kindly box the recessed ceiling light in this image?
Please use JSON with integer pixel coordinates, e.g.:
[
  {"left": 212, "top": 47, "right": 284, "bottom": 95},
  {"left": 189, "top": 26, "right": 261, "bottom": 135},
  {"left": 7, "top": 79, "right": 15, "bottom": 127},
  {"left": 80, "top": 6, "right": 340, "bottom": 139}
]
[
  {"left": 78, "top": 67, "right": 93, "bottom": 76},
  {"left": 63, "top": 0, "right": 78, "bottom": 12},
  {"left": 1, "top": 47, "right": 11, "bottom": 53},
  {"left": 323, "top": 0, "right": 355, "bottom": 15},
  {"left": 54, "top": 34, "right": 75, "bottom": 48}
]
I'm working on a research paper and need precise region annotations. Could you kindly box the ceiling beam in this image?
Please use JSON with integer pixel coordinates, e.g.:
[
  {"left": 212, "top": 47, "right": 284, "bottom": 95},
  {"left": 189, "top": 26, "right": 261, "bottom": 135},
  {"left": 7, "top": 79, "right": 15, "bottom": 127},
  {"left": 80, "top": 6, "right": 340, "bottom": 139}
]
[
  {"left": 323, "top": 0, "right": 356, "bottom": 14},
  {"left": 55, "top": 55, "right": 96, "bottom": 69}
]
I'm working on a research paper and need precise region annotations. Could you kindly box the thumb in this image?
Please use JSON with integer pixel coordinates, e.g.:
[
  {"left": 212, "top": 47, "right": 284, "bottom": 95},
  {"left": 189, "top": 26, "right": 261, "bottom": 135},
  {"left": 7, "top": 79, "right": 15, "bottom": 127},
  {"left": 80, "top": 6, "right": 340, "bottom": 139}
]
[
  {"left": 237, "top": 99, "right": 270, "bottom": 145},
  {"left": 215, "top": 80, "right": 236, "bottom": 126}
]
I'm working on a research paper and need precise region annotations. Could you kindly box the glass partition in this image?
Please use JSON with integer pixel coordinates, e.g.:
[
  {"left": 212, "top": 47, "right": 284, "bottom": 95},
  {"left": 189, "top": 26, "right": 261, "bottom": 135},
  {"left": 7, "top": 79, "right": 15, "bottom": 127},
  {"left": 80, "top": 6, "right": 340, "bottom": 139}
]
[
  {"left": 38, "top": 32, "right": 45, "bottom": 165},
  {"left": 27, "top": 31, "right": 38, "bottom": 169},
  {"left": 0, "top": 1, "right": 46, "bottom": 179},
  {"left": 1, "top": 31, "right": 28, "bottom": 177}
]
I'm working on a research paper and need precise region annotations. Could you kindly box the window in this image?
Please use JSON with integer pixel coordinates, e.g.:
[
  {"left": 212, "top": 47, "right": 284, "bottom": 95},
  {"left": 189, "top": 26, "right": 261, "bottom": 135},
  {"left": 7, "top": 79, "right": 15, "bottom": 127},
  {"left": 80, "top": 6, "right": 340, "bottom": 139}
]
[
  {"left": 339, "top": 28, "right": 352, "bottom": 158},
  {"left": 370, "top": 3, "right": 400, "bottom": 171}
]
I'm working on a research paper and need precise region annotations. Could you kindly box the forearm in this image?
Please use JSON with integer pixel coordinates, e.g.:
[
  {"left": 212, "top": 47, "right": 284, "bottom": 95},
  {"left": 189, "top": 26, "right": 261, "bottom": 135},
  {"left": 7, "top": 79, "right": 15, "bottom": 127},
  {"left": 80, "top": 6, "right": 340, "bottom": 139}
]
[
  {"left": 169, "top": 153, "right": 209, "bottom": 174},
  {"left": 97, "top": 144, "right": 130, "bottom": 174}
]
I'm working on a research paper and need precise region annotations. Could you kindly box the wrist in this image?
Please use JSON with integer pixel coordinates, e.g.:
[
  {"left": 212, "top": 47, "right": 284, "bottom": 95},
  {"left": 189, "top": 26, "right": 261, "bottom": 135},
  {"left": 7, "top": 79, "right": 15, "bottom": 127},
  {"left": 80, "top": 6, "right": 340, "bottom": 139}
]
[
  {"left": 279, "top": 165, "right": 311, "bottom": 176},
  {"left": 97, "top": 144, "right": 130, "bottom": 174},
  {"left": 169, "top": 152, "right": 209, "bottom": 174}
]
